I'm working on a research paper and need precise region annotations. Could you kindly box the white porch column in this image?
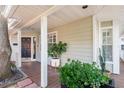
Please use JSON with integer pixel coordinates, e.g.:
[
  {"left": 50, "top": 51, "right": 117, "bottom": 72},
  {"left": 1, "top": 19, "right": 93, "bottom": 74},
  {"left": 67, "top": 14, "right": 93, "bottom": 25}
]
[
  {"left": 40, "top": 16, "right": 48, "bottom": 87},
  {"left": 92, "top": 16, "right": 98, "bottom": 62},
  {"left": 93, "top": 16, "right": 99, "bottom": 63},
  {"left": 17, "top": 30, "right": 21, "bottom": 67},
  {"left": 113, "top": 19, "right": 120, "bottom": 74}
]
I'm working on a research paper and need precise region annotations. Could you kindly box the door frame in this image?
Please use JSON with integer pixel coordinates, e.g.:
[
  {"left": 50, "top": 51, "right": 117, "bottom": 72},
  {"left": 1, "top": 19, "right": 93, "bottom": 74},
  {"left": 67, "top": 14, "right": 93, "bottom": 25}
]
[
  {"left": 98, "top": 20, "right": 114, "bottom": 74},
  {"left": 93, "top": 16, "right": 120, "bottom": 74},
  {"left": 21, "top": 36, "right": 37, "bottom": 61}
]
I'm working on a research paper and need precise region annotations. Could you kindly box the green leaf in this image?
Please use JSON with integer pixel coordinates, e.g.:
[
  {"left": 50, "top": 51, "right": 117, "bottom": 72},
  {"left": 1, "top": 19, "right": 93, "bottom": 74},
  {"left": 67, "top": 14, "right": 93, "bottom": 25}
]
[{"left": 58, "top": 59, "right": 110, "bottom": 88}]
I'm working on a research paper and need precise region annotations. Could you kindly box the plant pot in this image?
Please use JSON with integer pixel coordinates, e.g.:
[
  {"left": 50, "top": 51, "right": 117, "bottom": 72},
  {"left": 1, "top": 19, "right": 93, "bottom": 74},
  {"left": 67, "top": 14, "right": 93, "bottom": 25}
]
[
  {"left": 61, "top": 79, "right": 115, "bottom": 88},
  {"left": 61, "top": 84, "right": 68, "bottom": 88},
  {"left": 100, "top": 79, "right": 115, "bottom": 88},
  {"left": 50, "top": 58, "right": 60, "bottom": 67},
  {"left": 11, "top": 66, "right": 17, "bottom": 74}
]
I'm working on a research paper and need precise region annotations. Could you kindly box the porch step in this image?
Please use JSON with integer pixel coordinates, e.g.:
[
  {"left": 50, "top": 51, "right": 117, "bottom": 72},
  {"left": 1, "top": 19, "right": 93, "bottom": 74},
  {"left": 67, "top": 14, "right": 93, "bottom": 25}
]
[{"left": 17, "top": 78, "right": 32, "bottom": 88}]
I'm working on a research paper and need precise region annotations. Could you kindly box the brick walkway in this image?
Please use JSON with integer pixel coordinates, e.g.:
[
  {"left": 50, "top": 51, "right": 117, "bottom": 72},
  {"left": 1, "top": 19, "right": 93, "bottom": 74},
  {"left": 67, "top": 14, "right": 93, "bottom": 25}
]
[{"left": 16, "top": 78, "right": 39, "bottom": 88}]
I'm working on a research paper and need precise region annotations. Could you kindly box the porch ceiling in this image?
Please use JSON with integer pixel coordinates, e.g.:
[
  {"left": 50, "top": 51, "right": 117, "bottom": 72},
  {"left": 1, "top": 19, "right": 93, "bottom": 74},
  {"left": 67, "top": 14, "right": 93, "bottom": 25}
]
[
  {"left": 0, "top": 5, "right": 105, "bottom": 31},
  {"left": 1, "top": 5, "right": 124, "bottom": 33},
  {"left": 48, "top": 5, "right": 103, "bottom": 29},
  {"left": 24, "top": 5, "right": 104, "bottom": 31},
  {"left": 25, "top": 5, "right": 124, "bottom": 37}
]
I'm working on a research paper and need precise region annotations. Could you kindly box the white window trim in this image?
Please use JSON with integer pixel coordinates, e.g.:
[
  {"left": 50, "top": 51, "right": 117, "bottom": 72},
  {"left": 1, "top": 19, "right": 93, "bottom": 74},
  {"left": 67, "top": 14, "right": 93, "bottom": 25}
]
[{"left": 48, "top": 31, "right": 58, "bottom": 44}]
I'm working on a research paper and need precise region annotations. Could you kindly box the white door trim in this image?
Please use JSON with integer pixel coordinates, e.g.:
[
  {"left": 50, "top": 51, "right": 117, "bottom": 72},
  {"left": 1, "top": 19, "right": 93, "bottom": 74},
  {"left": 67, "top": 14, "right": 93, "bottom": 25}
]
[
  {"left": 93, "top": 16, "right": 120, "bottom": 74},
  {"left": 99, "top": 19, "right": 119, "bottom": 74}
]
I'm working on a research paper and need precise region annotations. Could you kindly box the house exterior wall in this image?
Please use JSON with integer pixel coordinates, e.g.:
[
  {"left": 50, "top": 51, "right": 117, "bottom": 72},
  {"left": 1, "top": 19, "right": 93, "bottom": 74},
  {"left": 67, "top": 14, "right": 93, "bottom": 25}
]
[
  {"left": 49, "top": 16, "right": 93, "bottom": 65},
  {"left": 10, "top": 34, "right": 18, "bottom": 62}
]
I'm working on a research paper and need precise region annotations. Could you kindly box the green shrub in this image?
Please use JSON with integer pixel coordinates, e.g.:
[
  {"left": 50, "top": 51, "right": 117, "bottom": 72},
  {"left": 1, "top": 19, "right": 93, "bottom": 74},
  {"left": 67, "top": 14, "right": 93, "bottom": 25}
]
[
  {"left": 48, "top": 41, "right": 67, "bottom": 58},
  {"left": 58, "top": 59, "right": 110, "bottom": 88}
]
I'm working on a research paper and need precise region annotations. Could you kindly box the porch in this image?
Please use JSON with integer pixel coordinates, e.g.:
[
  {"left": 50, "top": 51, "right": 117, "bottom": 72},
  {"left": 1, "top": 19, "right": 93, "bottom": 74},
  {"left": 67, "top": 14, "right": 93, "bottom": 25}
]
[
  {"left": 21, "top": 61, "right": 124, "bottom": 88},
  {"left": 2, "top": 5, "right": 124, "bottom": 87}
]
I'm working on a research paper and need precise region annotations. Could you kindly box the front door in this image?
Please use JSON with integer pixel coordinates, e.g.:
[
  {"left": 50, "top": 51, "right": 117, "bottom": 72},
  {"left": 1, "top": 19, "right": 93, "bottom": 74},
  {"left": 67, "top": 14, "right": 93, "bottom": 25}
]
[{"left": 21, "top": 37, "right": 31, "bottom": 58}]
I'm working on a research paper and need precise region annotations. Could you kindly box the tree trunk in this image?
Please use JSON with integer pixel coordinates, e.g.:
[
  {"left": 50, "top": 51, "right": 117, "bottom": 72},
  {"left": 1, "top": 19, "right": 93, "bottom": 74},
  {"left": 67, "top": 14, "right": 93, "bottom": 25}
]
[{"left": 0, "top": 14, "right": 12, "bottom": 79}]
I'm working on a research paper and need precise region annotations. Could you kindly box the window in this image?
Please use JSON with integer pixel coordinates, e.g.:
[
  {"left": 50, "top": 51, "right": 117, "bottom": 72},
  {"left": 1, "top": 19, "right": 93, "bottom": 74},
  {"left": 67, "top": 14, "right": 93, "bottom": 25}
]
[
  {"left": 48, "top": 32, "right": 57, "bottom": 44},
  {"left": 121, "top": 45, "right": 124, "bottom": 50},
  {"left": 101, "top": 21, "right": 113, "bottom": 61}
]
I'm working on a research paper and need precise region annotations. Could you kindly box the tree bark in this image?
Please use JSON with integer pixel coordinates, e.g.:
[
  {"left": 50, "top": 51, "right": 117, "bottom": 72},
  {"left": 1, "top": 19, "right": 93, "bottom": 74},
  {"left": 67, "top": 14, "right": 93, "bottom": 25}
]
[{"left": 0, "top": 14, "right": 12, "bottom": 79}]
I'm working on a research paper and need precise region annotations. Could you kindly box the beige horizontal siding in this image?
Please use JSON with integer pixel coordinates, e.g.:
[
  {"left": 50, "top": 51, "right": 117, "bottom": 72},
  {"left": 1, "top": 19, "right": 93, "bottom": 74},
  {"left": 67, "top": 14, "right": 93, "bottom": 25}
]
[{"left": 49, "top": 16, "right": 93, "bottom": 65}]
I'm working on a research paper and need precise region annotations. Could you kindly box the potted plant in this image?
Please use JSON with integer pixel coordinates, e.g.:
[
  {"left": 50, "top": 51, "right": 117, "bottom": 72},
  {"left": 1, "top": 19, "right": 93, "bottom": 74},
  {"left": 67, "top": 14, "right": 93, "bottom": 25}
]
[
  {"left": 10, "top": 62, "right": 17, "bottom": 74},
  {"left": 58, "top": 59, "right": 114, "bottom": 88},
  {"left": 48, "top": 41, "right": 67, "bottom": 67}
]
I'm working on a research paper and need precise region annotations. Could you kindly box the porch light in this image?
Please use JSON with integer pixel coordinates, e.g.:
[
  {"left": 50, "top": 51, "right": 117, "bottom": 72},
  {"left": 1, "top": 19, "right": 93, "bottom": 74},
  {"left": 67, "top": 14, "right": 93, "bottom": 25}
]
[{"left": 82, "top": 5, "right": 88, "bottom": 9}]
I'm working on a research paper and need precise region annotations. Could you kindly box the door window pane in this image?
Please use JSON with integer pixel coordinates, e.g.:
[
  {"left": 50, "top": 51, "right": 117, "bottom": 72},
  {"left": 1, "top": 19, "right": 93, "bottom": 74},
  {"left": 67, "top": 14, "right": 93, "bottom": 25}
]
[
  {"left": 106, "top": 37, "right": 112, "bottom": 44},
  {"left": 107, "top": 29, "right": 112, "bottom": 36},
  {"left": 101, "top": 21, "right": 113, "bottom": 62},
  {"left": 103, "top": 32, "right": 106, "bottom": 37},
  {"left": 103, "top": 37, "right": 106, "bottom": 44},
  {"left": 102, "top": 45, "right": 112, "bottom": 61}
]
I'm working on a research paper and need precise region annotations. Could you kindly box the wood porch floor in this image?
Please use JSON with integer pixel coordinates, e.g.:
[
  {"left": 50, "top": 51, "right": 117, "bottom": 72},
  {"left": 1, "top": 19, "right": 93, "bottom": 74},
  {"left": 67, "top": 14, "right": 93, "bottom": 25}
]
[
  {"left": 21, "top": 61, "right": 124, "bottom": 88},
  {"left": 111, "top": 61, "right": 124, "bottom": 88},
  {"left": 21, "top": 62, "right": 60, "bottom": 88}
]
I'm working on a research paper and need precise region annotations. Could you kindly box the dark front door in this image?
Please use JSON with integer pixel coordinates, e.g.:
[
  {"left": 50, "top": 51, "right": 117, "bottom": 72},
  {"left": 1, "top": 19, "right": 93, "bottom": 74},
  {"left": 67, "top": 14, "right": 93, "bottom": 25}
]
[{"left": 21, "top": 37, "right": 31, "bottom": 58}]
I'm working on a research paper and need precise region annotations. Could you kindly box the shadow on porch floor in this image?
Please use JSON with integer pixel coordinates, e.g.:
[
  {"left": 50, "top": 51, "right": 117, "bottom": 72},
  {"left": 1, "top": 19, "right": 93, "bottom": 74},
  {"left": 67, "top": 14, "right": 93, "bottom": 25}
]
[
  {"left": 111, "top": 61, "right": 124, "bottom": 88},
  {"left": 21, "top": 62, "right": 61, "bottom": 88}
]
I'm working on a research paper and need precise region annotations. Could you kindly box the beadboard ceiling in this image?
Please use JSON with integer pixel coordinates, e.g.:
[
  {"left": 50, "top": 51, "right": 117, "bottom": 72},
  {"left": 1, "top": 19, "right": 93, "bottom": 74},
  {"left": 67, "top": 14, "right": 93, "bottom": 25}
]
[
  {"left": 11, "top": 5, "right": 53, "bottom": 28},
  {"left": 1, "top": 5, "right": 104, "bottom": 30},
  {"left": 26, "top": 5, "right": 104, "bottom": 31}
]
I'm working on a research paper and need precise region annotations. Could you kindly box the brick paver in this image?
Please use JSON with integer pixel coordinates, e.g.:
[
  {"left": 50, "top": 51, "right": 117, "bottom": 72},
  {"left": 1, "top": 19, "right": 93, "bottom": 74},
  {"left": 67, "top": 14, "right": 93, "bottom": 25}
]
[{"left": 17, "top": 78, "right": 33, "bottom": 88}]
